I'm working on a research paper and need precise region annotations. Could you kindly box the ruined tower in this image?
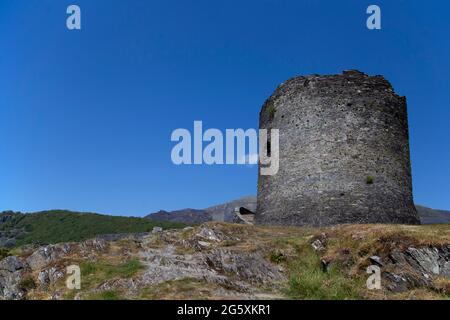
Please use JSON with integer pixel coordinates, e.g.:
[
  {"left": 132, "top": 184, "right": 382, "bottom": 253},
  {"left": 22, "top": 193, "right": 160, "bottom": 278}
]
[{"left": 256, "top": 70, "right": 420, "bottom": 226}]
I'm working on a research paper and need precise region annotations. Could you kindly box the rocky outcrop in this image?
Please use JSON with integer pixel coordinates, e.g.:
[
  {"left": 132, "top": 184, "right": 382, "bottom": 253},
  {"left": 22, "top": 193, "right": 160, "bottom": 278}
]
[
  {"left": 38, "top": 267, "right": 65, "bottom": 287},
  {"left": 0, "top": 239, "right": 111, "bottom": 299},
  {"left": 309, "top": 227, "right": 450, "bottom": 296},
  {"left": 1, "top": 223, "right": 449, "bottom": 300},
  {"left": 0, "top": 256, "right": 27, "bottom": 300},
  {"left": 382, "top": 246, "right": 450, "bottom": 292}
]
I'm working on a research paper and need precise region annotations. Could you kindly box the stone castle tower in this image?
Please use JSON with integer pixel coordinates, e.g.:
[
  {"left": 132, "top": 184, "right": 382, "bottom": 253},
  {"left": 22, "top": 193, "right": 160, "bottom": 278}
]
[{"left": 256, "top": 70, "right": 420, "bottom": 226}]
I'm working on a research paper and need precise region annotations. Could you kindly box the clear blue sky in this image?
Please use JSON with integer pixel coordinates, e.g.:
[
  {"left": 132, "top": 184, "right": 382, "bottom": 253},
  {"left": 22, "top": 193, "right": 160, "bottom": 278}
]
[{"left": 1, "top": 1, "right": 449, "bottom": 216}]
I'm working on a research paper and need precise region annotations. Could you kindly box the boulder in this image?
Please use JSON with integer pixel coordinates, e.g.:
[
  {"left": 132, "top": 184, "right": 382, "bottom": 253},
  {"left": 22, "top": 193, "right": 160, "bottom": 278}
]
[
  {"left": 0, "top": 256, "right": 27, "bottom": 300},
  {"left": 0, "top": 256, "right": 25, "bottom": 272}
]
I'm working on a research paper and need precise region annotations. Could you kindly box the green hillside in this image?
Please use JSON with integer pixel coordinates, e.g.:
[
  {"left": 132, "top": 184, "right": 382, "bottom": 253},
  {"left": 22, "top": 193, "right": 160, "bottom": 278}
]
[{"left": 0, "top": 210, "right": 185, "bottom": 247}]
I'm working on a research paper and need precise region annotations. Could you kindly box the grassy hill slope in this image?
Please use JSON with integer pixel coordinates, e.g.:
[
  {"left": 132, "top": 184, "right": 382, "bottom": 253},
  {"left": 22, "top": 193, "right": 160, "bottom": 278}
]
[{"left": 0, "top": 210, "right": 185, "bottom": 247}]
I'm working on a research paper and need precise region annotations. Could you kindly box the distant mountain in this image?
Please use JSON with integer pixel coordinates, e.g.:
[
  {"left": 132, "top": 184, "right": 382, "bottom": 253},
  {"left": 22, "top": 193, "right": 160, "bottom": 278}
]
[
  {"left": 145, "top": 196, "right": 256, "bottom": 224},
  {"left": 205, "top": 196, "right": 256, "bottom": 221},
  {"left": 0, "top": 210, "right": 185, "bottom": 248},
  {"left": 415, "top": 205, "right": 450, "bottom": 224},
  {"left": 147, "top": 209, "right": 211, "bottom": 224},
  {"left": 146, "top": 196, "right": 450, "bottom": 225}
]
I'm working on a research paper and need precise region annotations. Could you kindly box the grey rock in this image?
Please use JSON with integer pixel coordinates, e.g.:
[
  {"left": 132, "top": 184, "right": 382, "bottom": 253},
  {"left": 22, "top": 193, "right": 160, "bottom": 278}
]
[
  {"left": 205, "top": 249, "right": 282, "bottom": 285},
  {"left": 38, "top": 270, "right": 50, "bottom": 285},
  {"left": 384, "top": 272, "right": 409, "bottom": 293},
  {"left": 81, "top": 238, "right": 107, "bottom": 252},
  {"left": 38, "top": 267, "right": 64, "bottom": 286},
  {"left": 98, "top": 278, "right": 139, "bottom": 295},
  {"left": 0, "top": 256, "right": 26, "bottom": 300},
  {"left": 311, "top": 239, "right": 325, "bottom": 252},
  {"left": 382, "top": 245, "right": 450, "bottom": 292},
  {"left": 26, "top": 241, "right": 90, "bottom": 271},
  {"left": 138, "top": 245, "right": 222, "bottom": 286},
  {"left": 0, "top": 271, "right": 25, "bottom": 300},
  {"left": 152, "top": 227, "right": 163, "bottom": 234},
  {"left": 369, "top": 256, "right": 383, "bottom": 267},
  {"left": 26, "top": 246, "right": 57, "bottom": 270},
  {"left": 198, "top": 241, "right": 211, "bottom": 248},
  {"left": 0, "top": 256, "right": 25, "bottom": 272},
  {"left": 137, "top": 232, "right": 282, "bottom": 297},
  {"left": 197, "top": 227, "right": 221, "bottom": 242},
  {"left": 388, "top": 249, "right": 407, "bottom": 265},
  {"left": 405, "top": 247, "right": 440, "bottom": 275},
  {"left": 96, "top": 233, "right": 149, "bottom": 242},
  {"left": 51, "top": 290, "right": 63, "bottom": 300}
]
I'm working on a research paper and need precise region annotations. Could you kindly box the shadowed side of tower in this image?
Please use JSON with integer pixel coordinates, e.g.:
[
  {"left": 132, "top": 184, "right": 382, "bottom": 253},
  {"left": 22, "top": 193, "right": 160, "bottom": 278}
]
[{"left": 256, "top": 70, "right": 420, "bottom": 226}]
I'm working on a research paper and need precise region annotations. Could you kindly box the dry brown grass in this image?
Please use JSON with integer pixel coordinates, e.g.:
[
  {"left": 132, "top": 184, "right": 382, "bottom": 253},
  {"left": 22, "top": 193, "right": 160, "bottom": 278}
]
[{"left": 139, "top": 278, "right": 224, "bottom": 300}]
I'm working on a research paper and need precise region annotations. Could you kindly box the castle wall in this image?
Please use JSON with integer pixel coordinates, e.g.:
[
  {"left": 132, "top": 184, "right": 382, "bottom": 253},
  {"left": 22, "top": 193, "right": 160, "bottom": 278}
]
[{"left": 256, "top": 70, "right": 420, "bottom": 226}]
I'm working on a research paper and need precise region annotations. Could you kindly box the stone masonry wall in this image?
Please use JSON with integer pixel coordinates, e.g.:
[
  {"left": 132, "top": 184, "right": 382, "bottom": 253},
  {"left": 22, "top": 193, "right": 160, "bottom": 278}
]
[{"left": 256, "top": 70, "right": 420, "bottom": 226}]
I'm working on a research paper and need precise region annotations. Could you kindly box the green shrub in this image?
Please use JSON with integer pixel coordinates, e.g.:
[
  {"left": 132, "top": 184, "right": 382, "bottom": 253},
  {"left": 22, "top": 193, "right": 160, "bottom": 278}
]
[
  {"left": 267, "top": 102, "right": 276, "bottom": 119},
  {"left": 269, "top": 250, "right": 286, "bottom": 264},
  {"left": 366, "top": 176, "right": 374, "bottom": 184},
  {"left": 0, "top": 248, "right": 10, "bottom": 260},
  {"left": 91, "top": 290, "right": 123, "bottom": 300},
  {"left": 84, "top": 290, "right": 124, "bottom": 300},
  {"left": 19, "top": 276, "right": 37, "bottom": 291},
  {"left": 81, "top": 258, "right": 144, "bottom": 289},
  {"left": 114, "top": 259, "right": 143, "bottom": 278}
]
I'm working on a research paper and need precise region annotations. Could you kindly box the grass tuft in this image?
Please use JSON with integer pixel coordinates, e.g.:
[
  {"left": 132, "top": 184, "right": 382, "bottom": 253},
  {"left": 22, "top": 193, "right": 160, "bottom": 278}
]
[
  {"left": 0, "top": 248, "right": 10, "bottom": 260},
  {"left": 80, "top": 258, "right": 144, "bottom": 289},
  {"left": 366, "top": 176, "right": 374, "bottom": 184},
  {"left": 269, "top": 250, "right": 286, "bottom": 264},
  {"left": 286, "top": 243, "right": 362, "bottom": 300},
  {"left": 19, "top": 276, "right": 37, "bottom": 291},
  {"left": 267, "top": 102, "right": 277, "bottom": 119},
  {"left": 87, "top": 290, "right": 123, "bottom": 300}
]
